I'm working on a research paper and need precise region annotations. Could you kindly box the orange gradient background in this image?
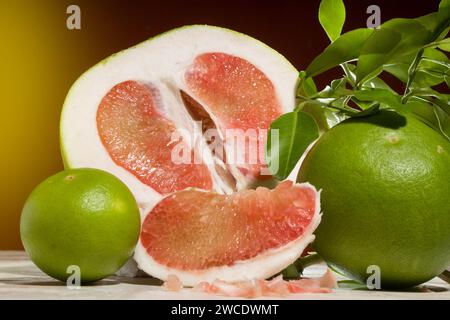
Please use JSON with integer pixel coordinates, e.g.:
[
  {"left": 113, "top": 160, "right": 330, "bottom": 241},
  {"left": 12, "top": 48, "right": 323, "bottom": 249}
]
[{"left": 0, "top": 0, "right": 439, "bottom": 249}]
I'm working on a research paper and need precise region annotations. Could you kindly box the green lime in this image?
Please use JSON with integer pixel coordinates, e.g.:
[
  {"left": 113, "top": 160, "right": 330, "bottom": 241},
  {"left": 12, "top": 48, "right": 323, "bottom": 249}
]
[
  {"left": 20, "top": 168, "right": 141, "bottom": 283},
  {"left": 297, "top": 110, "right": 450, "bottom": 288}
]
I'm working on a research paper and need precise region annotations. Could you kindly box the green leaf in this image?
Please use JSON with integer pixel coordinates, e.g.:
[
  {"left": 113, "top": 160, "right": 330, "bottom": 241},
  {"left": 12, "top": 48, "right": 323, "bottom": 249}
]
[
  {"left": 438, "top": 38, "right": 450, "bottom": 51},
  {"left": 416, "top": 49, "right": 450, "bottom": 86},
  {"left": 356, "top": 19, "right": 431, "bottom": 83},
  {"left": 338, "top": 280, "right": 367, "bottom": 290},
  {"left": 438, "top": 0, "right": 450, "bottom": 27},
  {"left": 297, "top": 71, "right": 317, "bottom": 98},
  {"left": 266, "top": 111, "right": 319, "bottom": 180},
  {"left": 418, "top": 101, "right": 450, "bottom": 141},
  {"left": 421, "top": 48, "right": 449, "bottom": 67},
  {"left": 349, "top": 102, "right": 380, "bottom": 118},
  {"left": 384, "top": 63, "right": 409, "bottom": 83},
  {"left": 416, "top": 13, "right": 448, "bottom": 42},
  {"left": 306, "top": 28, "right": 374, "bottom": 77},
  {"left": 384, "top": 48, "right": 449, "bottom": 87},
  {"left": 433, "top": 105, "right": 450, "bottom": 141},
  {"left": 282, "top": 264, "right": 300, "bottom": 279},
  {"left": 343, "top": 63, "right": 395, "bottom": 92},
  {"left": 432, "top": 1, "right": 450, "bottom": 41},
  {"left": 319, "top": 0, "right": 346, "bottom": 42},
  {"left": 383, "top": 51, "right": 417, "bottom": 83},
  {"left": 412, "top": 87, "right": 449, "bottom": 104},
  {"left": 299, "top": 102, "right": 346, "bottom": 132},
  {"left": 315, "top": 78, "right": 353, "bottom": 99},
  {"left": 407, "top": 98, "right": 442, "bottom": 127},
  {"left": 356, "top": 28, "right": 402, "bottom": 83},
  {"left": 361, "top": 76, "right": 396, "bottom": 92},
  {"left": 393, "top": 98, "right": 449, "bottom": 141},
  {"left": 383, "top": 18, "right": 431, "bottom": 58},
  {"left": 415, "top": 1, "right": 449, "bottom": 42},
  {"left": 416, "top": 13, "right": 439, "bottom": 34},
  {"left": 354, "top": 88, "right": 402, "bottom": 107}
]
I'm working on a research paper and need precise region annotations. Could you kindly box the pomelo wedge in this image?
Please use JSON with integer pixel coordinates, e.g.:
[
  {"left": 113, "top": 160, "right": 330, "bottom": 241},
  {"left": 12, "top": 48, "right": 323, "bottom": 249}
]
[
  {"left": 60, "top": 25, "right": 298, "bottom": 216},
  {"left": 134, "top": 181, "right": 321, "bottom": 286}
]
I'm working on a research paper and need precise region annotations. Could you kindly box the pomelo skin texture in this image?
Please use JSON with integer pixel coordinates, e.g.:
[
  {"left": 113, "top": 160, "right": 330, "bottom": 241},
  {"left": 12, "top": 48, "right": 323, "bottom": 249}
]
[
  {"left": 297, "top": 110, "right": 450, "bottom": 288},
  {"left": 20, "top": 168, "right": 141, "bottom": 283}
]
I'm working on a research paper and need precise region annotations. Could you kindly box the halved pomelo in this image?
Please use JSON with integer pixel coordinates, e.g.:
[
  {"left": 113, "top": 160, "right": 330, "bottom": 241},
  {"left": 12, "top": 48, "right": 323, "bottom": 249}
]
[
  {"left": 60, "top": 25, "right": 298, "bottom": 215},
  {"left": 134, "top": 181, "right": 321, "bottom": 286}
]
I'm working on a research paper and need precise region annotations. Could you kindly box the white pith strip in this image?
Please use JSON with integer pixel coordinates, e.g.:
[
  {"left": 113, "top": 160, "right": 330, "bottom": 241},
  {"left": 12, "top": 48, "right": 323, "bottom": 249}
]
[
  {"left": 134, "top": 182, "right": 322, "bottom": 286},
  {"left": 172, "top": 87, "right": 251, "bottom": 191},
  {"left": 157, "top": 81, "right": 232, "bottom": 195}
]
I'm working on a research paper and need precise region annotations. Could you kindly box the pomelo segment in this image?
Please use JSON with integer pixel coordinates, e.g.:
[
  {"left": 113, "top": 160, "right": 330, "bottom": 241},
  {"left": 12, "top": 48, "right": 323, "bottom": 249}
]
[
  {"left": 196, "top": 269, "right": 336, "bottom": 297},
  {"left": 186, "top": 53, "right": 282, "bottom": 131},
  {"left": 162, "top": 270, "right": 336, "bottom": 297},
  {"left": 134, "top": 181, "right": 321, "bottom": 286},
  {"left": 97, "top": 80, "right": 213, "bottom": 194},
  {"left": 60, "top": 25, "right": 298, "bottom": 216},
  {"left": 185, "top": 53, "right": 282, "bottom": 179}
]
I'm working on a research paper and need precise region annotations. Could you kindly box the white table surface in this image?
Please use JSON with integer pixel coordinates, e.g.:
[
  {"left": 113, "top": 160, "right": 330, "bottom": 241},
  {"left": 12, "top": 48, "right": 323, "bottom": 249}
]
[{"left": 0, "top": 251, "right": 448, "bottom": 300}]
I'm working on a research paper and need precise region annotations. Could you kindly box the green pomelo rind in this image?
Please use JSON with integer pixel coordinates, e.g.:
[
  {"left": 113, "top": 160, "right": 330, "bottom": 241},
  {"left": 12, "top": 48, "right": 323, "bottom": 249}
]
[{"left": 298, "top": 110, "right": 450, "bottom": 288}]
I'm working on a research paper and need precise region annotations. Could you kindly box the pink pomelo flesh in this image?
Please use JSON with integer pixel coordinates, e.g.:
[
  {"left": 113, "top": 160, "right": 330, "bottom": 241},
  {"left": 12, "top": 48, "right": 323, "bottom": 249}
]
[
  {"left": 185, "top": 53, "right": 283, "bottom": 177},
  {"left": 140, "top": 181, "right": 318, "bottom": 270},
  {"left": 96, "top": 53, "right": 284, "bottom": 195},
  {"left": 163, "top": 270, "right": 337, "bottom": 297},
  {"left": 185, "top": 53, "right": 281, "bottom": 131},
  {"left": 97, "top": 80, "right": 213, "bottom": 194}
]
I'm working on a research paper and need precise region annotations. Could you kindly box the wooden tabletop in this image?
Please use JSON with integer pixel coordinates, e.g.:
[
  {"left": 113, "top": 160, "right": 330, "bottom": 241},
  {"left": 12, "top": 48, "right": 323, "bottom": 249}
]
[{"left": 0, "top": 251, "right": 448, "bottom": 300}]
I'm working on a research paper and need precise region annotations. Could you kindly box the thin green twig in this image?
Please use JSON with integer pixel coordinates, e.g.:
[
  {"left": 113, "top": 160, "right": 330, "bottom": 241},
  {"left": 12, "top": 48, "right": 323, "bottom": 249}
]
[
  {"left": 341, "top": 63, "right": 356, "bottom": 87},
  {"left": 402, "top": 48, "right": 425, "bottom": 104},
  {"left": 413, "top": 96, "right": 450, "bottom": 142}
]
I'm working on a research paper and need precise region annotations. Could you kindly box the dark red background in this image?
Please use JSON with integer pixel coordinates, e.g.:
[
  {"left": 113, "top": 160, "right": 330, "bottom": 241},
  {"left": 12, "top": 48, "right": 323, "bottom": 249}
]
[{"left": 82, "top": 0, "right": 440, "bottom": 88}]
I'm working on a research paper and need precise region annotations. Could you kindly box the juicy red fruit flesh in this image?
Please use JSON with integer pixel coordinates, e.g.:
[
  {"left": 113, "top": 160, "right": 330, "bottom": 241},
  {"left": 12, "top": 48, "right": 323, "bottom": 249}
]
[
  {"left": 185, "top": 53, "right": 283, "bottom": 178},
  {"left": 96, "top": 80, "right": 213, "bottom": 194},
  {"left": 97, "top": 53, "right": 285, "bottom": 194},
  {"left": 140, "top": 181, "right": 317, "bottom": 270}
]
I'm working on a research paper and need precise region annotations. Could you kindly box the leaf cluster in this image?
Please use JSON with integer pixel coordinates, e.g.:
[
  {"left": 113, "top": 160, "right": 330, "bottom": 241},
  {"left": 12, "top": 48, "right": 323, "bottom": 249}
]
[{"left": 267, "top": 0, "right": 450, "bottom": 180}]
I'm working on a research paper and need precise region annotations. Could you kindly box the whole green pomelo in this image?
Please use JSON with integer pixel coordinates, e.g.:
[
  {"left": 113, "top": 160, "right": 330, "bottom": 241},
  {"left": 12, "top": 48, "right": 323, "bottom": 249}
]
[
  {"left": 20, "top": 168, "right": 141, "bottom": 283},
  {"left": 297, "top": 110, "right": 450, "bottom": 288}
]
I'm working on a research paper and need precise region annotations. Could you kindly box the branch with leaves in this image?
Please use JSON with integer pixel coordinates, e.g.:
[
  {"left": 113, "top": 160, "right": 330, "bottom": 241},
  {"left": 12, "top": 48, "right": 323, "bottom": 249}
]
[{"left": 266, "top": 0, "right": 450, "bottom": 181}]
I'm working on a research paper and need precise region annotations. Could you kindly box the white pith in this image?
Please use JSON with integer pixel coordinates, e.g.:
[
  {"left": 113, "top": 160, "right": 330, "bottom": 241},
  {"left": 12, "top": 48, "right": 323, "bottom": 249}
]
[
  {"left": 60, "top": 25, "right": 299, "bottom": 217},
  {"left": 134, "top": 183, "right": 322, "bottom": 286}
]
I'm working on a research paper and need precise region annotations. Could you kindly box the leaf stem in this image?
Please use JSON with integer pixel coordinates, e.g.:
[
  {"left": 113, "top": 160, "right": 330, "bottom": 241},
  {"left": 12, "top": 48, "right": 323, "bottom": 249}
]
[
  {"left": 298, "top": 94, "right": 357, "bottom": 116},
  {"left": 341, "top": 63, "right": 356, "bottom": 87},
  {"left": 422, "top": 39, "right": 450, "bottom": 49},
  {"left": 402, "top": 48, "right": 424, "bottom": 104},
  {"left": 421, "top": 57, "right": 450, "bottom": 69}
]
